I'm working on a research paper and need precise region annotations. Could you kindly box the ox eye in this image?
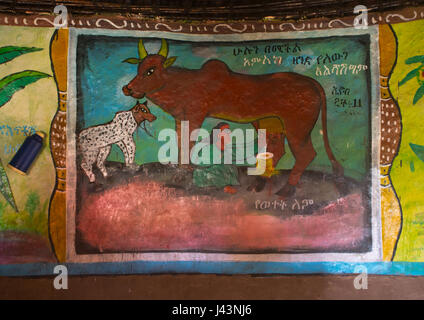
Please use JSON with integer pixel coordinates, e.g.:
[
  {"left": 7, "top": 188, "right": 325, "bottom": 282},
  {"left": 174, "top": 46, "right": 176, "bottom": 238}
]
[{"left": 144, "top": 67, "right": 155, "bottom": 76}]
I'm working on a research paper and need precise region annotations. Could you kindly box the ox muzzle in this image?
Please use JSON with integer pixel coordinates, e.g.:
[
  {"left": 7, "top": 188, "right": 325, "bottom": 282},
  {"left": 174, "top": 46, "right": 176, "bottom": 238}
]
[{"left": 122, "top": 85, "right": 132, "bottom": 96}]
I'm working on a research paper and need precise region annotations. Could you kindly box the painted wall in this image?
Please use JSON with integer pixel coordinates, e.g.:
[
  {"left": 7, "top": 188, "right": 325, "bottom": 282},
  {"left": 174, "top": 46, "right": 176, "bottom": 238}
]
[
  {"left": 69, "top": 29, "right": 377, "bottom": 260},
  {"left": 390, "top": 19, "right": 424, "bottom": 262},
  {"left": 0, "top": 26, "right": 56, "bottom": 263},
  {"left": 0, "top": 10, "right": 423, "bottom": 274}
]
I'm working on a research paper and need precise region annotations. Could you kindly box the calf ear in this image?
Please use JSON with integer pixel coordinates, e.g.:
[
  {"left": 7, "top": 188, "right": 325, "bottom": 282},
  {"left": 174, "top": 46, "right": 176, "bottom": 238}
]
[{"left": 163, "top": 56, "right": 177, "bottom": 68}]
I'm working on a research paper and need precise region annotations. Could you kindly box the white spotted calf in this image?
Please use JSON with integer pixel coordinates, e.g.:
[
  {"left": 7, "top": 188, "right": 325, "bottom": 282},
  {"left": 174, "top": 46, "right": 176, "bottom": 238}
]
[{"left": 78, "top": 102, "right": 156, "bottom": 182}]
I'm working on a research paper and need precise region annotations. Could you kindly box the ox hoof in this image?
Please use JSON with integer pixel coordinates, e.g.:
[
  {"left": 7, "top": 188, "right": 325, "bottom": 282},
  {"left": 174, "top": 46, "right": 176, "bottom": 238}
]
[
  {"left": 172, "top": 170, "right": 192, "bottom": 184},
  {"left": 275, "top": 184, "right": 296, "bottom": 198},
  {"left": 247, "top": 176, "right": 267, "bottom": 192}
]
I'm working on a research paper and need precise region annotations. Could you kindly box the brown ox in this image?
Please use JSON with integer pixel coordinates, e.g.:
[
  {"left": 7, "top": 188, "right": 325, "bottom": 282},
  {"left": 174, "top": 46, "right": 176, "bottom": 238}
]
[{"left": 122, "top": 39, "right": 343, "bottom": 196}]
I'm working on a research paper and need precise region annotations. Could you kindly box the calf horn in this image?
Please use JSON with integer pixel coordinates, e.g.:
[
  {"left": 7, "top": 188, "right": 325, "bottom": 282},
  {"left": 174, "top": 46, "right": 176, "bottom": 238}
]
[
  {"left": 138, "top": 39, "right": 148, "bottom": 60},
  {"left": 158, "top": 39, "right": 169, "bottom": 58}
]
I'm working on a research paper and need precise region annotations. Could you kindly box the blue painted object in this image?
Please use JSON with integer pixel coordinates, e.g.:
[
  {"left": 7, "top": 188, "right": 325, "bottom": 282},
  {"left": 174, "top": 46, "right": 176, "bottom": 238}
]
[{"left": 8, "top": 132, "right": 44, "bottom": 175}]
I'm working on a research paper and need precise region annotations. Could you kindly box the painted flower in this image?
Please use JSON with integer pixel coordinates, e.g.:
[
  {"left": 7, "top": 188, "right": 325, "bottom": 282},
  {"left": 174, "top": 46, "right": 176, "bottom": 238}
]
[{"left": 399, "top": 55, "right": 424, "bottom": 105}]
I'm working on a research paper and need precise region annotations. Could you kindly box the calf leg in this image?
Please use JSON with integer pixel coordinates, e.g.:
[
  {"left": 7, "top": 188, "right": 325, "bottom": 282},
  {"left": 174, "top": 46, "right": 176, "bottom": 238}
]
[
  {"left": 97, "top": 145, "right": 111, "bottom": 178},
  {"left": 118, "top": 137, "right": 140, "bottom": 172},
  {"left": 81, "top": 149, "right": 97, "bottom": 183},
  {"left": 121, "top": 136, "right": 136, "bottom": 165},
  {"left": 116, "top": 140, "right": 130, "bottom": 165}
]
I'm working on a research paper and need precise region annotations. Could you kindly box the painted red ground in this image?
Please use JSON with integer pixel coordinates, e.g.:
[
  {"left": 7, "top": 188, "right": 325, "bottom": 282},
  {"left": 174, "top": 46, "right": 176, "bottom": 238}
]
[
  {"left": 77, "top": 177, "right": 367, "bottom": 253},
  {"left": 0, "top": 231, "right": 55, "bottom": 264}
]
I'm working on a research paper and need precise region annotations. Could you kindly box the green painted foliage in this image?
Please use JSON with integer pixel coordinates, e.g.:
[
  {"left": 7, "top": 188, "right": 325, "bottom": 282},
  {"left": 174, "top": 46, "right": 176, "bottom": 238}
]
[
  {"left": 405, "top": 55, "right": 424, "bottom": 64},
  {"left": 413, "top": 85, "right": 424, "bottom": 105},
  {"left": 0, "top": 191, "right": 48, "bottom": 236},
  {"left": 25, "top": 191, "right": 40, "bottom": 218},
  {"left": 0, "top": 160, "right": 18, "bottom": 212},
  {"left": 0, "top": 45, "right": 51, "bottom": 108},
  {"left": 399, "top": 66, "right": 421, "bottom": 86},
  {"left": 0, "top": 70, "right": 50, "bottom": 107},
  {"left": 0, "top": 46, "right": 42, "bottom": 65},
  {"left": 401, "top": 55, "right": 424, "bottom": 105},
  {"left": 410, "top": 143, "right": 424, "bottom": 163}
]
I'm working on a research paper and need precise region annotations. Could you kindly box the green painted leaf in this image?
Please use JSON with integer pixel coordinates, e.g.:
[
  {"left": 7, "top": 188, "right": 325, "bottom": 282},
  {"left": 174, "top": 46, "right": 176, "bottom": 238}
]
[
  {"left": 0, "top": 160, "right": 18, "bottom": 212},
  {"left": 0, "top": 46, "right": 42, "bottom": 65},
  {"left": 410, "top": 143, "right": 424, "bottom": 163},
  {"left": 0, "top": 70, "right": 50, "bottom": 108},
  {"left": 405, "top": 55, "right": 424, "bottom": 64},
  {"left": 413, "top": 85, "right": 424, "bottom": 105},
  {"left": 399, "top": 66, "right": 421, "bottom": 86},
  {"left": 122, "top": 57, "right": 141, "bottom": 64}
]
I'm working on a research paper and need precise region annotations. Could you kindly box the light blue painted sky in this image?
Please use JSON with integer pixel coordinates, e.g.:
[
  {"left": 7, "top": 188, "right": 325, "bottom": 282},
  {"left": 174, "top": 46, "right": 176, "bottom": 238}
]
[{"left": 76, "top": 34, "right": 371, "bottom": 181}]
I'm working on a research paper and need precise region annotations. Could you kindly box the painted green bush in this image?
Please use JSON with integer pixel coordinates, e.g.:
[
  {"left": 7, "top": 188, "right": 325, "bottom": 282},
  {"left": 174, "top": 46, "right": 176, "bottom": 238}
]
[
  {"left": 0, "top": 45, "right": 50, "bottom": 108},
  {"left": 0, "top": 191, "right": 48, "bottom": 236}
]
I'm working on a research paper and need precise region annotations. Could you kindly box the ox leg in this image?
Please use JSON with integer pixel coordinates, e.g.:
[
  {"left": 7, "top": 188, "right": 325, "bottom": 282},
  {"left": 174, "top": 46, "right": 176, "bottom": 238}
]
[
  {"left": 171, "top": 118, "right": 204, "bottom": 187},
  {"left": 276, "top": 135, "right": 316, "bottom": 197},
  {"left": 176, "top": 119, "right": 203, "bottom": 167},
  {"left": 176, "top": 120, "right": 190, "bottom": 165},
  {"left": 97, "top": 145, "right": 111, "bottom": 178},
  {"left": 248, "top": 118, "right": 286, "bottom": 192},
  {"left": 266, "top": 132, "right": 286, "bottom": 168}
]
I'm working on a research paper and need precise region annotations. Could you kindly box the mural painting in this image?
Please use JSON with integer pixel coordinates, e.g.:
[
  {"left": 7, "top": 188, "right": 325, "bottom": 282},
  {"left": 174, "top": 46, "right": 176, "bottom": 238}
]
[
  {"left": 66, "top": 28, "right": 380, "bottom": 262},
  {"left": 0, "top": 9, "right": 423, "bottom": 275}
]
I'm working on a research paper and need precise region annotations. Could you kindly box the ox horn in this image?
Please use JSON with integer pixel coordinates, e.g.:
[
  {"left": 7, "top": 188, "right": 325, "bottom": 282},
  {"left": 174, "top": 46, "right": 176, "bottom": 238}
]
[
  {"left": 138, "top": 39, "right": 148, "bottom": 60},
  {"left": 158, "top": 39, "right": 169, "bottom": 58}
]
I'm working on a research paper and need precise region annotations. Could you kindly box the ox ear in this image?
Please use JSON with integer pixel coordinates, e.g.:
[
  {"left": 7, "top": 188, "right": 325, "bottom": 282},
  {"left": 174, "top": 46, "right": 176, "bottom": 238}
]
[
  {"left": 123, "top": 57, "right": 141, "bottom": 64},
  {"left": 163, "top": 56, "right": 177, "bottom": 68}
]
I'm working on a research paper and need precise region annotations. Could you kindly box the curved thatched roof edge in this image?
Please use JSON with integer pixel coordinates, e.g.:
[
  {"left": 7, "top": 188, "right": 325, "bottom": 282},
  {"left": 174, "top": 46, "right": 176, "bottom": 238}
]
[{"left": 0, "top": 0, "right": 424, "bottom": 22}]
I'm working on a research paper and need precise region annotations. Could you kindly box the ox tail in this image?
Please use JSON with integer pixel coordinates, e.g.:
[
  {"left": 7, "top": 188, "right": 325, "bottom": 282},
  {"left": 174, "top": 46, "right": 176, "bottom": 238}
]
[{"left": 316, "top": 82, "right": 344, "bottom": 177}]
